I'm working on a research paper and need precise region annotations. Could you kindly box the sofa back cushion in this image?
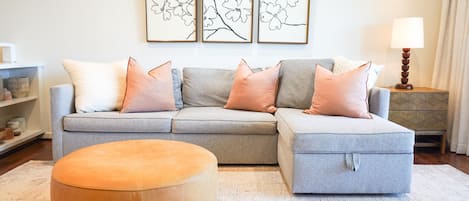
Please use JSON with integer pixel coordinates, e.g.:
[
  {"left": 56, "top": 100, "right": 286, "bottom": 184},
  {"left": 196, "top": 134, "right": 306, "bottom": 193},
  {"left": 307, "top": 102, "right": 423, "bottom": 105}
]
[
  {"left": 183, "top": 68, "right": 235, "bottom": 107},
  {"left": 276, "top": 59, "right": 334, "bottom": 109}
]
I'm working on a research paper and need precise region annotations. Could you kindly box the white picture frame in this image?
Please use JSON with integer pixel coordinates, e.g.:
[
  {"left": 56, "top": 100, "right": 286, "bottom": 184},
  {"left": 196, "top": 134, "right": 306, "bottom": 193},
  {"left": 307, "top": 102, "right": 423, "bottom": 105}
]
[
  {"left": 145, "top": 0, "right": 197, "bottom": 42},
  {"left": 258, "top": 0, "right": 310, "bottom": 44},
  {"left": 202, "top": 0, "right": 253, "bottom": 43}
]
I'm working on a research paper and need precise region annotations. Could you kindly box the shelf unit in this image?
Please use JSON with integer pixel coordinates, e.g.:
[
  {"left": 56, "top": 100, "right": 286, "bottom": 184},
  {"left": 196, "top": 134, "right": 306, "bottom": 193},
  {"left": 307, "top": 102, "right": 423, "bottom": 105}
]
[{"left": 0, "top": 64, "right": 44, "bottom": 155}]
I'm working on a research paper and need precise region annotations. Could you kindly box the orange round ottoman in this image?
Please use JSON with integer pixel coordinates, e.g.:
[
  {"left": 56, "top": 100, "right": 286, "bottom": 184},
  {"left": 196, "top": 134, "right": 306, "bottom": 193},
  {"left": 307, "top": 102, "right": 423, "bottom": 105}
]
[{"left": 50, "top": 140, "right": 218, "bottom": 201}]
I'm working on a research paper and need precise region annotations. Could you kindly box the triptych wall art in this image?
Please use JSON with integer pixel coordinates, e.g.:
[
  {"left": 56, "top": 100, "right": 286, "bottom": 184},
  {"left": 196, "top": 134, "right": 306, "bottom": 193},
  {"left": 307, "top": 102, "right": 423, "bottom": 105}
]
[
  {"left": 145, "top": 0, "right": 309, "bottom": 44},
  {"left": 145, "top": 0, "right": 197, "bottom": 42}
]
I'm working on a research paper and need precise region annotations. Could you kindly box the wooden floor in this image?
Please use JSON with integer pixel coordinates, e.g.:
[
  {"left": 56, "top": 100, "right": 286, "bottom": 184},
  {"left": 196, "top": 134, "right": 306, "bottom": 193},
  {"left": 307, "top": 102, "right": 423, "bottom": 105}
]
[{"left": 1, "top": 139, "right": 468, "bottom": 176}]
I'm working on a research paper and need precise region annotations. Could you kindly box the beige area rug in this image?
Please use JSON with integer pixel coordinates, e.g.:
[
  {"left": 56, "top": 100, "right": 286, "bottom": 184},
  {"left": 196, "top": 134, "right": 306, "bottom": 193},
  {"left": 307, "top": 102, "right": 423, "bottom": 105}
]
[{"left": 0, "top": 161, "right": 468, "bottom": 201}]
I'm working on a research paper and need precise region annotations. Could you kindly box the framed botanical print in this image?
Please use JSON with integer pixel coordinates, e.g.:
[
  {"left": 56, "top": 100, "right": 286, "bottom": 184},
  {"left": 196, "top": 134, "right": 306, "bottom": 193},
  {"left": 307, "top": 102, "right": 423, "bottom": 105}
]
[
  {"left": 258, "top": 0, "right": 310, "bottom": 44},
  {"left": 202, "top": 0, "right": 253, "bottom": 43},
  {"left": 145, "top": 0, "right": 197, "bottom": 42}
]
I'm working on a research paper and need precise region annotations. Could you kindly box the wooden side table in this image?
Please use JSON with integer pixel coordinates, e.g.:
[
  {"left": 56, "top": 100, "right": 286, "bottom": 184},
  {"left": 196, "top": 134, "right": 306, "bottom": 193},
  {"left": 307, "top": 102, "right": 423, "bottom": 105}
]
[{"left": 388, "top": 87, "right": 449, "bottom": 154}]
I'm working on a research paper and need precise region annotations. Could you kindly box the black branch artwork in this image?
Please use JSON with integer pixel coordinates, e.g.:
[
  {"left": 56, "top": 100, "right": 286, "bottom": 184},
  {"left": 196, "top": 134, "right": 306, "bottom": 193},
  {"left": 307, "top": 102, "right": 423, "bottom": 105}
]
[
  {"left": 259, "top": 0, "right": 306, "bottom": 31},
  {"left": 151, "top": 0, "right": 196, "bottom": 39},
  {"left": 203, "top": 0, "right": 251, "bottom": 41}
]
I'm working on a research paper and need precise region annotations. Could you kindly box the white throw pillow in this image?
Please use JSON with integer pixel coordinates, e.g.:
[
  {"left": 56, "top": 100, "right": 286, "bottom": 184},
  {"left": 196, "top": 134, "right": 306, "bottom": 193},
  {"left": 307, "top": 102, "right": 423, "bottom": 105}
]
[
  {"left": 333, "top": 56, "right": 384, "bottom": 90},
  {"left": 63, "top": 59, "right": 127, "bottom": 113}
]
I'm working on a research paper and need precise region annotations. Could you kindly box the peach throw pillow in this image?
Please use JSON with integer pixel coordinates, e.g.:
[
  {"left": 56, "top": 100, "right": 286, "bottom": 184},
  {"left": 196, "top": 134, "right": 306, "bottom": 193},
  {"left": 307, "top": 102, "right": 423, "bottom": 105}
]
[
  {"left": 120, "top": 57, "right": 176, "bottom": 113},
  {"left": 224, "top": 59, "right": 280, "bottom": 113},
  {"left": 304, "top": 63, "right": 372, "bottom": 119}
]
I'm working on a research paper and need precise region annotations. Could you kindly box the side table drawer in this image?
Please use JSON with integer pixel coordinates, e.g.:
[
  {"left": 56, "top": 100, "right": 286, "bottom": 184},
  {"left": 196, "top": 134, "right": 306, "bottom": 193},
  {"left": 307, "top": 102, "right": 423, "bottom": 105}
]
[
  {"left": 390, "top": 92, "right": 448, "bottom": 111},
  {"left": 389, "top": 110, "right": 447, "bottom": 131}
]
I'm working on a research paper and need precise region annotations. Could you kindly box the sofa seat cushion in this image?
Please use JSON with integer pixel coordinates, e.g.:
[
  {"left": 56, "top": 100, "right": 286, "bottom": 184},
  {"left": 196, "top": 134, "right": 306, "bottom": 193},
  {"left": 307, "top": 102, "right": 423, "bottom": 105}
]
[
  {"left": 64, "top": 111, "right": 178, "bottom": 133},
  {"left": 172, "top": 107, "right": 277, "bottom": 134},
  {"left": 275, "top": 108, "right": 414, "bottom": 154}
]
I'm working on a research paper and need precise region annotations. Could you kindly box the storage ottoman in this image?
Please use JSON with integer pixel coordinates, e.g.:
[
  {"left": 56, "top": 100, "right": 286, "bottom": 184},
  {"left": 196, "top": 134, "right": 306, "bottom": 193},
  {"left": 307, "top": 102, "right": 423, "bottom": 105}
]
[{"left": 276, "top": 108, "right": 415, "bottom": 194}]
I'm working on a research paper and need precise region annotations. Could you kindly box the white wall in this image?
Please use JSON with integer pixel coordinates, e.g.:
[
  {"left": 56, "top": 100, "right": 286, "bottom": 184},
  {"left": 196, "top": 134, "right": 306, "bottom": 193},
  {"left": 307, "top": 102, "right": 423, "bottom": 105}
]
[{"left": 0, "top": 0, "right": 442, "bottom": 132}]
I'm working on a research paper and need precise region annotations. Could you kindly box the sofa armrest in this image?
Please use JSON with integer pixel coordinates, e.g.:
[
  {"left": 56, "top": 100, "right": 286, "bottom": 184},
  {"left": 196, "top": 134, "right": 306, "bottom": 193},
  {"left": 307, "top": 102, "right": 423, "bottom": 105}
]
[
  {"left": 50, "top": 84, "right": 75, "bottom": 161},
  {"left": 369, "top": 87, "right": 390, "bottom": 119}
]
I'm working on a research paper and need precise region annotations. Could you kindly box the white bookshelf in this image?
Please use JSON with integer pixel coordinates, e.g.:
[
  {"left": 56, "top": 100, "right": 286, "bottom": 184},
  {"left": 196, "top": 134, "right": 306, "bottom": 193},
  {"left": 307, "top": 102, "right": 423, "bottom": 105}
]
[{"left": 0, "top": 64, "right": 44, "bottom": 154}]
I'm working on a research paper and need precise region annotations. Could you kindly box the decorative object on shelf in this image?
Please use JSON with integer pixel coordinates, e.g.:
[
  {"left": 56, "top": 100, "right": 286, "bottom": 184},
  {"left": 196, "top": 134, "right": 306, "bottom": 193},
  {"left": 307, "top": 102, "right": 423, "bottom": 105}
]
[
  {"left": 0, "top": 75, "right": 4, "bottom": 101},
  {"left": 202, "top": 0, "right": 253, "bottom": 43},
  {"left": 3, "top": 88, "right": 12, "bottom": 100},
  {"left": 6, "top": 121, "right": 20, "bottom": 136},
  {"left": 3, "top": 127, "right": 14, "bottom": 140},
  {"left": 7, "top": 117, "right": 26, "bottom": 136},
  {"left": 145, "top": 0, "right": 197, "bottom": 42},
  {"left": 258, "top": 0, "right": 310, "bottom": 44},
  {"left": 0, "top": 128, "right": 5, "bottom": 140},
  {"left": 7, "top": 77, "right": 30, "bottom": 98},
  {"left": 7, "top": 121, "right": 21, "bottom": 136},
  {"left": 390, "top": 17, "right": 424, "bottom": 90},
  {"left": 0, "top": 43, "right": 16, "bottom": 64}
]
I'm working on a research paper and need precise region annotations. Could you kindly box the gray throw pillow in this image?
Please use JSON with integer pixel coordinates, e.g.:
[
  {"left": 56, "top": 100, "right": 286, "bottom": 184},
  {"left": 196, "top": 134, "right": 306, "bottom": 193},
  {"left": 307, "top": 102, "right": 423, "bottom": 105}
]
[
  {"left": 182, "top": 68, "right": 234, "bottom": 107},
  {"left": 276, "top": 59, "right": 334, "bottom": 109},
  {"left": 171, "top": 68, "right": 183, "bottom": 109},
  {"left": 182, "top": 67, "right": 263, "bottom": 107}
]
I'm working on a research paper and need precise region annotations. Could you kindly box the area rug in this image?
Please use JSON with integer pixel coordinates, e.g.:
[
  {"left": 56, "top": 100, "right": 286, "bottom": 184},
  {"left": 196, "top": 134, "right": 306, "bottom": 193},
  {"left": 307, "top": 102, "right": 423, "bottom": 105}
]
[{"left": 0, "top": 161, "right": 468, "bottom": 201}]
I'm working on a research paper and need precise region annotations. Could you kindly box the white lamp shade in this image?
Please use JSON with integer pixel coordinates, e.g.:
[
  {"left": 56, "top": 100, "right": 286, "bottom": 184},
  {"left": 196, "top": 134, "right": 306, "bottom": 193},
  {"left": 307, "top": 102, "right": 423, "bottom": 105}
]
[{"left": 391, "top": 17, "right": 424, "bottom": 48}]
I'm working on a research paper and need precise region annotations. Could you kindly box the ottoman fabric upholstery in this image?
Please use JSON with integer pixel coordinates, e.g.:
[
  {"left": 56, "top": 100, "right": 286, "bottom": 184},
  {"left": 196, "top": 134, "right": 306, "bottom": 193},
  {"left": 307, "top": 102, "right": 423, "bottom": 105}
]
[
  {"left": 64, "top": 111, "right": 178, "bottom": 133},
  {"left": 172, "top": 107, "right": 277, "bottom": 134},
  {"left": 278, "top": 138, "right": 413, "bottom": 194},
  {"left": 276, "top": 108, "right": 414, "bottom": 193},
  {"left": 51, "top": 140, "right": 217, "bottom": 201}
]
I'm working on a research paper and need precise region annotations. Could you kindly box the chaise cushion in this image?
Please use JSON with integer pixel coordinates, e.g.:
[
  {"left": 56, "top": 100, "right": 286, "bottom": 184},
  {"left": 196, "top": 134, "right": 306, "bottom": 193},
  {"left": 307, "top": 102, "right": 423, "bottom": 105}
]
[
  {"left": 275, "top": 108, "right": 414, "bottom": 154},
  {"left": 172, "top": 107, "right": 277, "bottom": 134},
  {"left": 64, "top": 111, "right": 178, "bottom": 133}
]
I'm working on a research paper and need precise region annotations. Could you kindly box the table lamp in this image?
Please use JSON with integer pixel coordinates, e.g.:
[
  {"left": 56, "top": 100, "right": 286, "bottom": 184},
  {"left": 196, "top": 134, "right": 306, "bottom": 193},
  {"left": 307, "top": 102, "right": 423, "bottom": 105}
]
[{"left": 390, "top": 17, "right": 424, "bottom": 90}]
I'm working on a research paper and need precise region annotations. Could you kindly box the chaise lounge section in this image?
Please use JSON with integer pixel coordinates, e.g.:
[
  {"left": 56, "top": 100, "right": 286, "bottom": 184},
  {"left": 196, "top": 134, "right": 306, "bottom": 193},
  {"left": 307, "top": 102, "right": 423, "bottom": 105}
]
[{"left": 276, "top": 108, "right": 414, "bottom": 193}]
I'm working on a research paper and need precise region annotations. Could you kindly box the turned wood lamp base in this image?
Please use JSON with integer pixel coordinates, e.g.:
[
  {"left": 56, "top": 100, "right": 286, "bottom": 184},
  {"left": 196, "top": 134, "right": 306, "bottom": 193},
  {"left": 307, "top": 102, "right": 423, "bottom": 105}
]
[
  {"left": 395, "top": 83, "right": 413, "bottom": 90},
  {"left": 396, "top": 48, "right": 413, "bottom": 90}
]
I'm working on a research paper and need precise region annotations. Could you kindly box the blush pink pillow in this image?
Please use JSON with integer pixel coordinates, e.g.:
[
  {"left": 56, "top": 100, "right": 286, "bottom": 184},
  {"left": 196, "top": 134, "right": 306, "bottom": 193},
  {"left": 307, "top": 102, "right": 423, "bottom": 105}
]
[
  {"left": 120, "top": 57, "right": 176, "bottom": 113},
  {"left": 224, "top": 59, "right": 280, "bottom": 113},
  {"left": 304, "top": 63, "right": 372, "bottom": 119}
]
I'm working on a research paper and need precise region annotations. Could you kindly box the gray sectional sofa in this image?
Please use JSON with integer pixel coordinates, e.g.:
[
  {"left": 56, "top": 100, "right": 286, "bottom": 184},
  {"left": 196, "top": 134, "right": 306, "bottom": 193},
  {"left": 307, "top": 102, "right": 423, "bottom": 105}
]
[{"left": 50, "top": 59, "right": 414, "bottom": 194}]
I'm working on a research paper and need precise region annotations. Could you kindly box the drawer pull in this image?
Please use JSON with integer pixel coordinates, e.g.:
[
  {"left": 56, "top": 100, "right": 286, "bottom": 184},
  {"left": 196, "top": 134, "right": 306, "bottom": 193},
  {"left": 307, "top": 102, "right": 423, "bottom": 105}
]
[{"left": 345, "top": 153, "right": 360, "bottom": 172}]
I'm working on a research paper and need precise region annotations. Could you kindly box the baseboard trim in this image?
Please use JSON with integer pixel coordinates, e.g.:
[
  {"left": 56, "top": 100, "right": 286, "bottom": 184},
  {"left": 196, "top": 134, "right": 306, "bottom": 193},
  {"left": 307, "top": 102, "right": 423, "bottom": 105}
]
[{"left": 41, "top": 131, "right": 52, "bottom": 139}]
